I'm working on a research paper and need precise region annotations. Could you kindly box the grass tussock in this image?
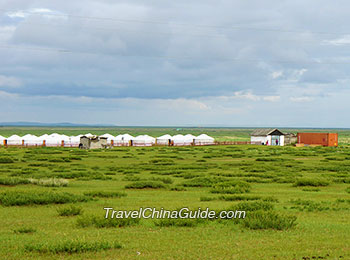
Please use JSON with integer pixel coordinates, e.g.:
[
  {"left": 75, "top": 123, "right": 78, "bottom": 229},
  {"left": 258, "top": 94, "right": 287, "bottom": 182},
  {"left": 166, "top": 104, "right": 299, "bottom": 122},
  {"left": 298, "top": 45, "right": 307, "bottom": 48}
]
[
  {"left": 242, "top": 210, "right": 297, "bottom": 230},
  {"left": 57, "top": 205, "right": 83, "bottom": 216},
  {"left": 293, "top": 178, "right": 330, "bottom": 187},
  {"left": 149, "top": 177, "right": 174, "bottom": 184},
  {"left": 125, "top": 181, "right": 166, "bottom": 189},
  {"left": 76, "top": 215, "right": 140, "bottom": 228},
  {"left": 181, "top": 177, "right": 219, "bottom": 187},
  {"left": 170, "top": 186, "right": 187, "bottom": 191},
  {"left": 302, "top": 187, "right": 320, "bottom": 192},
  {"left": 200, "top": 196, "right": 217, "bottom": 201},
  {"left": 210, "top": 181, "right": 251, "bottom": 194},
  {"left": 290, "top": 199, "right": 332, "bottom": 212},
  {"left": 0, "top": 191, "right": 91, "bottom": 206},
  {"left": 0, "top": 157, "right": 14, "bottom": 163},
  {"left": 83, "top": 191, "right": 127, "bottom": 198},
  {"left": 14, "top": 226, "right": 36, "bottom": 234},
  {"left": 0, "top": 177, "right": 30, "bottom": 186},
  {"left": 25, "top": 240, "right": 122, "bottom": 254},
  {"left": 154, "top": 218, "right": 204, "bottom": 227},
  {"left": 227, "top": 201, "right": 274, "bottom": 212}
]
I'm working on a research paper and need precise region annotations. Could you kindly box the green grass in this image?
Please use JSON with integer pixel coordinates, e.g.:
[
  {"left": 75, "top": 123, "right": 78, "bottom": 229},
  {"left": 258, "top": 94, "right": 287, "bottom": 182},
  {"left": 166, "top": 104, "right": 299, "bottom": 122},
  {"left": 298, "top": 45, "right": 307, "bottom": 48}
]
[
  {"left": 57, "top": 205, "right": 83, "bottom": 216},
  {"left": 14, "top": 226, "right": 36, "bottom": 234},
  {"left": 0, "top": 127, "right": 349, "bottom": 259},
  {"left": 125, "top": 181, "right": 166, "bottom": 189},
  {"left": 76, "top": 215, "right": 140, "bottom": 228},
  {"left": 83, "top": 191, "right": 127, "bottom": 198},
  {"left": 293, "top": 178, "right": 330, "bottom": 187},
  {"left": 0, "top": 191, "right": 91, "bottom": 206},
  {"left": 25, "top": 240, "right": 122, "bottom": 253},
  {"left": 241, "top": 210, "right": 297, "bottom": 230}
]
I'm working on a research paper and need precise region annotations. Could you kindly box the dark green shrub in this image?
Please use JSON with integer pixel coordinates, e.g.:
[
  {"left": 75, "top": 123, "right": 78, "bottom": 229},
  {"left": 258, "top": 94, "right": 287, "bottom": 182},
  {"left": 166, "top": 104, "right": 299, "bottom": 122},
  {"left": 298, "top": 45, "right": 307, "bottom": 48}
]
[
  {"left": 293, "top": 178, "right": 329, "bottom": 187},
  {"left": 256, "top": 158, "right": 279, "bottom": 162},
  {"left": 210, "top": 181, "right": 251, "bottom": 194},
  {"left": 182, "top": 177, "right": 219, "bottom": 187},
  {"left": 0, "top": 157, "right": 14, "bottom": 163},
  {"left": 48, "top": 157, "right": 72, "bottom": 163},
  {"left": 125, "top": 181, "right": 166, "bottom": 189},
  {"left": 0, "top": 191, "right": 91, "bottom": 206},
  {"left": 76, "top": 215, "right": 140, "bottom": 228},
  {"left": 228, "top": 201, "right": 274, "bottom": 212},
  {"left": 200, "top": 196, "right": 217, "bottom": 201},
  {"left": 149, "top": 177, "right": 173, "bottom": 184},
  {"left": 242, "top": 210, "right": 297, "bottom": 230},
  {"left": 57, "top": 205, "right": 83, "bottom": 216},
  {"left": 0, "top": 177, "right": 30, "bottom": 186},
  {"left": 170, "top": 186, "right": 187, "bottom": 191},
  {"left": 290, "top": 199, "right": 331, "bottom": 212},
  {"left": 302, "top": 187, "right": 320, "bottom": 192},
  {"left": 218, "top": 195, "right": 262, "bottom": 201},
  {"left": 25, "top": 240, "right": 122, "bottom": 253},
  {"left": 14, "top": 226, "right": 36, "bottom": 234},
  {"left": 154, "top": 218, "right": 203, "bottom": 227},
  {"left": 83, "top": 191, "right": 127, "bottom": 198}
]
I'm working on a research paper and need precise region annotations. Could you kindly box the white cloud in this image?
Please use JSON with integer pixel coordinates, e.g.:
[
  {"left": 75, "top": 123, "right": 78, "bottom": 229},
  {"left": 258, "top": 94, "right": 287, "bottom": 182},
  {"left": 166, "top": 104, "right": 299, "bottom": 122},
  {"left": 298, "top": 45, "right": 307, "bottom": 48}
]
[
  {"left": 290, "top": 96, "right": 314, "bottom": 102},
  {"left": 6, "top": 8, "right": 66, "bottom": 20},
  {"left": 0, "top": 75, "right": 22, "bottom": 87},
  {"left": 271, "top": 71, "right": 283, "bottom": 79},
  {"left": 233, "top": 91, "right": 260, "bottom": 101},
  {"left": 323, "top": 35, "right": 350, "bottom": 46},
  {"left": 263, "top": 96, "right": 280, "bottom": 102},
  {"left": 219, "top": 91, "right": 280, "bottom": 102}
]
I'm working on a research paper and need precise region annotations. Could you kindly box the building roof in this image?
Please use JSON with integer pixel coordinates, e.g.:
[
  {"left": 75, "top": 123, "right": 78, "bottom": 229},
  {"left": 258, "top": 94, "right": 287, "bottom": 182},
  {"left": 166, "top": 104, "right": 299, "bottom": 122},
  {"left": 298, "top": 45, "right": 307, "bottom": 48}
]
[
  {"left": 196, "top": 134, "right": 214, "bottom": 140},
  {"left": 251, "top": 128, "right": 284, "bottom": 136}
]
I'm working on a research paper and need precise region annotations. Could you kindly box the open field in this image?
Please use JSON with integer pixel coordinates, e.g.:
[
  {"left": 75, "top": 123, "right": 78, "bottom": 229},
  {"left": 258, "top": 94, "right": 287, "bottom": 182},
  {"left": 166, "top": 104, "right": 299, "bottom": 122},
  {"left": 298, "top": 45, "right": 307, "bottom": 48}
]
[{"left": 0, "top": 128, "right": 349, "bottom": 259}]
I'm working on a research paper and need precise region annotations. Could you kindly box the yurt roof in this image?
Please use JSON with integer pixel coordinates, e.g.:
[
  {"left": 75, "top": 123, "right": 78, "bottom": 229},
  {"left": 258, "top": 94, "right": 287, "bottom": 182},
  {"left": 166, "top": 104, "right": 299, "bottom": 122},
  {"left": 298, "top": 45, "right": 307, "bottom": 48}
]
[
  {"left": 172, "top": 134, "right": 185, "bottom": 140},
  {"left": 7, "top": 134, "right": 22, "bottom": 140},
  {"left": 157, "top": 134, "right": 172, "bottom": 139},
  {"left": 196, "top": 134, "right": 214, "bottom": 140},
  {"left": 184, "top": 134, "right": 196, "bottom": 139}
]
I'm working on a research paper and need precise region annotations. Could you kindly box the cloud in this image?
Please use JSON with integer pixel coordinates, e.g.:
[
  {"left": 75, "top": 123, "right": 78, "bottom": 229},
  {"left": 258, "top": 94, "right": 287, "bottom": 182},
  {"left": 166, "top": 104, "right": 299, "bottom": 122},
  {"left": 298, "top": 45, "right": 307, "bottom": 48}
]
[
  {"left": 0, "top": 1, "right": 350, "bottom": 126},
  {"left": 271, "top": 71, "right": 283, "bottom": 79},
  {"left": 0, "top": 75, "right": 21, "bottom": 87},
  {"left": 263, "top": 95, "right": 280, "bottom": 102},
  {"left": 323, "top": 35, "right": 350, "bottom": 46},
  {"left": 290, "top": 96, "right": 314, "bottom": 102},
  {"left": 220, "top": 91, "right": 280, "bottom": 102}
]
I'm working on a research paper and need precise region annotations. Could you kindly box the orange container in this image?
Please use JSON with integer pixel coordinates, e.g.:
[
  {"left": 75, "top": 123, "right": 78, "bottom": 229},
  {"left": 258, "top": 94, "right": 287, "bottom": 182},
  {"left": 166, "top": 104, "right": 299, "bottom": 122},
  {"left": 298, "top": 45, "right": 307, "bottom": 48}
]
[{"left": 297, "top": 133, "right": 338, "bottom": 147}]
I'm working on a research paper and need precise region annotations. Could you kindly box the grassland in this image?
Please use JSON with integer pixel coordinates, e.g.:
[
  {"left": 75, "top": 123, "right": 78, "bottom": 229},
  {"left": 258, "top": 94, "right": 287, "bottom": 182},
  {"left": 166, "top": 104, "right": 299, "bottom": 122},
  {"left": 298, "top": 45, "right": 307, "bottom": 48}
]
[{"left": 0, "top": 128, "right": 349, "bottom": 259}]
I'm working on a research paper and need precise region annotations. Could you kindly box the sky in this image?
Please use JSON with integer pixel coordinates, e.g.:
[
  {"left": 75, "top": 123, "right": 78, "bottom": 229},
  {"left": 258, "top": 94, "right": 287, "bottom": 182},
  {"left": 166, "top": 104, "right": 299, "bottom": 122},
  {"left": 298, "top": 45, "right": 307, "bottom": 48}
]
[{"left": 0, "top": 0, "right": 349, "bottom": 127}]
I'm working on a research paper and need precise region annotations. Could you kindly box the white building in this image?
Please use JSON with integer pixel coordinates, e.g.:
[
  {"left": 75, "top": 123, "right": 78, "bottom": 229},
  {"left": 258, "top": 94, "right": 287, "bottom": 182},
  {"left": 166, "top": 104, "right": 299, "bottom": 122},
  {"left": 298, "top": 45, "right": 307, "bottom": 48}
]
[
  {"left": 250, "top": 128, "right": 285, "bottom": 146},
  {"left": 194, "top": 134, "right": 215, "bottom": 145},
  {"left": 133, "top": 135, "right": 155, "bottom": 146},
  {"left": 156, "top": 134, "right": 172, "bottom": 145}
]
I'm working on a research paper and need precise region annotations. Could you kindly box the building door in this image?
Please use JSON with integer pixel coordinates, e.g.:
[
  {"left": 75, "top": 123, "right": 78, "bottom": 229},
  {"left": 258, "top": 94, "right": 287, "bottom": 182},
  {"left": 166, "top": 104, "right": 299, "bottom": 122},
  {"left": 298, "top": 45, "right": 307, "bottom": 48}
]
[{"left": 271, "top": 135, "right": 280, "bottom": 146}]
